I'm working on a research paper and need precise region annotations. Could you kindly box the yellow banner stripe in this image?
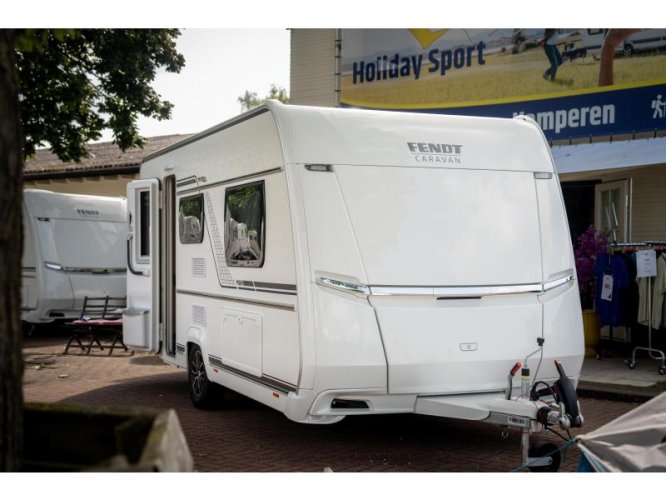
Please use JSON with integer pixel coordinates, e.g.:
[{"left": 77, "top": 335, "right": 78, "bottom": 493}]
[{"left": 340, "top": 78, "right": 666, "bottom": 110}]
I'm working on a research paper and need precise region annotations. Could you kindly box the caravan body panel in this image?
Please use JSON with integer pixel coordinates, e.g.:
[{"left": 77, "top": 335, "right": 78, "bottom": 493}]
[{"left": 131, "top": 109, "right": 302, "bottom": 393}]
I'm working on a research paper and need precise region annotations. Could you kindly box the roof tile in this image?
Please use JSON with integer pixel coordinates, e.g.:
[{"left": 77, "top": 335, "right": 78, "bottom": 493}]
[{"left": 24, "top": 134, "right": 192, "bottom": 177}]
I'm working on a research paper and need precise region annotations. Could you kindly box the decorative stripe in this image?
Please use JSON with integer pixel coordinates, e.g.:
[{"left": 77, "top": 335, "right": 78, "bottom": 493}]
[
  {"left": 176, "top": 176, "right": 197, "bottom": 188},
  {"left": 318, "top": 275, "right": 573, "bottom": 298},
  {"left": 177, "top": 289, "right": 295, "bottom": 312},
  {"left": 207, "top": 356, "right": 295, "bottom": 394},
  {"left": 235, "top": 280, "right": 297, "bottom": 293},
  {"left": 44, "top": 262, "right": 126, "bottom": 274},
  {"left": 208, "top": 355, "right": 224, "bottom": 369},
  {"left": 178, "top": 167, "right": 282, "bottom": 196}
]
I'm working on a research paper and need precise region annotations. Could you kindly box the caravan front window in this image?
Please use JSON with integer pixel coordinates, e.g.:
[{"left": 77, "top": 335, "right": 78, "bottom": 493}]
[
  {"left": 179, "top": 194, "right": 204, "bottom": 244},
  {"left": 224, "top": 181, "right": 265, "bottom": 267}
]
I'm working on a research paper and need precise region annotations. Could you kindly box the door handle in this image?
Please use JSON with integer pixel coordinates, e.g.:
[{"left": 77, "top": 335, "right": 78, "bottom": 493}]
[{"left": 127, "top": 233, "right": 144, "bottom": 276}]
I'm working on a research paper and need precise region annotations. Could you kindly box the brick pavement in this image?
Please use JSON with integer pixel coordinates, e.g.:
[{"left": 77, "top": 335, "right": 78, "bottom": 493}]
[{"left": 21, "top": 331, "right": 640, "bottom": 472}]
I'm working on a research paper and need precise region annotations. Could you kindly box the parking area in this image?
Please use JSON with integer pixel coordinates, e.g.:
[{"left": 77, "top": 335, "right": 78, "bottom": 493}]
[{"left": 22, "top": 331, "right": 640, "bottom": 472}]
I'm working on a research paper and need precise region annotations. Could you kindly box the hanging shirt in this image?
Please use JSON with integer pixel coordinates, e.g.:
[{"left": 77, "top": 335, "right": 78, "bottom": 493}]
[
  {"left": 661, "top": 252, "right": 666, "bottom": 328},
  {"left": 595, "top": 252, "right": 629, "bottom": 327},
  {"left": 653, "top": 255, "right": 666, "bottom": 329},
  {"left": 620, "top": 253, "right": 639, "bottom": 326},
  {"left": 637, "top": 253, "right": 666, "bottom": 329}
]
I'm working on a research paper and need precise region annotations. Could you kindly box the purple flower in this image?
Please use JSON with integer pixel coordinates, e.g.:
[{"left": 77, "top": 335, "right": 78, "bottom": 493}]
[{"left": 573, "top": 226, "right": 609, "bottom": 308}]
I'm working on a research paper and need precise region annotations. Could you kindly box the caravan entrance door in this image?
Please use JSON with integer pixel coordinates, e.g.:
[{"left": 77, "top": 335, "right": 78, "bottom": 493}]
[{"left": 124, "top": 179, "right": 161, "bottom": 353}]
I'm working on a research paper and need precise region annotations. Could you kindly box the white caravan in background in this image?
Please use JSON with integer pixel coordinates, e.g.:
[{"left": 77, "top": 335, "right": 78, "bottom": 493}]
[
  {"left": 562, "top": 28, "right": 666, "bottom": 60},
  {"left": 124, "top": 101, "right": 584, "bottom": 470},
  {"left": 21, "top": 189, "right": 128, "bottom": 326}
]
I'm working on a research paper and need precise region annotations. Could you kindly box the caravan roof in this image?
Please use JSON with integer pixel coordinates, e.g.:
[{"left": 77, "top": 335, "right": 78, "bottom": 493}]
[
  {"left": 24, "top": 189, "right": 127, "bottom": 222},
  {"left": 144, "top": 101, "right": 554, "bottom": 173}
]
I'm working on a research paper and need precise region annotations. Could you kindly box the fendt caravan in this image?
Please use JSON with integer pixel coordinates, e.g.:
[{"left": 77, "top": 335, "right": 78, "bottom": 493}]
[
  {"left": 124, "top": 101, "right": 585, "bottom": 470},
  {"left": 22, "top": 189, "right": 128, "bottom": 326}
]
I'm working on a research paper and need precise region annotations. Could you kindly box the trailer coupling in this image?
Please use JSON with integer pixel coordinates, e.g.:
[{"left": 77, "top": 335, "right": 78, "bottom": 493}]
[
  {"left": 508, "top": 358, "right": 584, "bottom": 471},
  {"left": 416, "top": 359, "right": 584, "bottom": 471}
]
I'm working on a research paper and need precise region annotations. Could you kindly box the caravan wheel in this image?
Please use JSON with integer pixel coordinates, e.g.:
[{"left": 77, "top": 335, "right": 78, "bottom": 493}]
[
  {"left": 527, "top": 442, "right": 561, "bottom": 472},
  {"left": 188, "top": 344, "right": 225, "bottom": 409}
]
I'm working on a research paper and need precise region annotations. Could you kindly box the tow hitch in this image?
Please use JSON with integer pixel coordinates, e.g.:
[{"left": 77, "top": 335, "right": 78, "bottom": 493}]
[
  {"left": 506, "top": 357, "right": 584, "bottom": 472},
  {"left": 413, "top": 347, "right": 584, "bottom": 472}
]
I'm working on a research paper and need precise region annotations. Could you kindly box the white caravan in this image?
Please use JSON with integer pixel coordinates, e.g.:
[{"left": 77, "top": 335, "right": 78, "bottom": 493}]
[
  {"left": 124, "top": 101, "right": 584, "bottom": 469},
  {"left": 22, "top": 189, "right": 128, "bottom": 325},
  {"left": 562, "top": 29, "right": 666, "bottom": 60}
]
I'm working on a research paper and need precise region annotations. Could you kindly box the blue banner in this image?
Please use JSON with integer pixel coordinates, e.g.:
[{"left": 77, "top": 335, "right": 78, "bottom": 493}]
[{"left": 381, "top": 83, "right": 666, "bottom": 141}]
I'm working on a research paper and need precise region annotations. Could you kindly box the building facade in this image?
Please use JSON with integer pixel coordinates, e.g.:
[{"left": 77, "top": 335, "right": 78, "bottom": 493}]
[{"left": 24, "top": 134, "right": 189, "bottom": 197}]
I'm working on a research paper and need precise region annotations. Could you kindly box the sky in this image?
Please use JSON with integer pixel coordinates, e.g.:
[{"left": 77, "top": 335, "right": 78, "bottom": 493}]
[{"left": 101, "top": 29, "right": 291, "bottom": 141}]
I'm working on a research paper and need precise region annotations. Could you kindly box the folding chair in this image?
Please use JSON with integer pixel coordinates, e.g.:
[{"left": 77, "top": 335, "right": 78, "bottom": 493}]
[{"left": 64, "top": 296, "right": 131, "bottom": 356}]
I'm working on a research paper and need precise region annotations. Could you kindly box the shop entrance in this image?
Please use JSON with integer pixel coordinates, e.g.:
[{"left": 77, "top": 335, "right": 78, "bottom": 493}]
[{"left": 561, "top": 180, "right": 599, "bottom": 242}]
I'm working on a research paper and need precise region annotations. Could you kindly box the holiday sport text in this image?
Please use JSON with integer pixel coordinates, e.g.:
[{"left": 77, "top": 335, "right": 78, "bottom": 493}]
[{"left": 352, "top": 42, "right": 486, "bottom": 84}]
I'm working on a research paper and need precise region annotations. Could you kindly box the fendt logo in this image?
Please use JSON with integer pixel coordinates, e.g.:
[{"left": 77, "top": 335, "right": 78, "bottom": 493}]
[{"left": 407, "top": 142, "right": 463, "bottom": 165}]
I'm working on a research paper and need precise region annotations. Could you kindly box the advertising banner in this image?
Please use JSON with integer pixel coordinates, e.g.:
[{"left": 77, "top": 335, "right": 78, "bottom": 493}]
[{"left": 341, "top": 29, "right": 666, "bottom": 140}]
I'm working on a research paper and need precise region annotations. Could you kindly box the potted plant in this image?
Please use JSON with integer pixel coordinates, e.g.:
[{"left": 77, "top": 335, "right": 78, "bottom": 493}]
[{"left": 573, "top": 226, "right": 609, "bottom": 356}]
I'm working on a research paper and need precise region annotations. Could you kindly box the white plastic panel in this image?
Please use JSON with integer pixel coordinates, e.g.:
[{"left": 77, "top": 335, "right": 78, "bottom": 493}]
[
  {"left": 312, "top": 286, "right": 387, "bottom": 390},
  {"left": 535, "top": 176, "right": 575, "bottom": 281},
  {"left": 539, "top": 281, "right": 585, "bottom": 380},
  {"left": 274, "top": 103, "right": 552, "bottom": 172},
  {"left": 299, "top": 167, "right": 368, "bottom": 284},
  {"left": 334, "top": 165, "right": 543, "bottom": 286},
  {"left": 175, "top": 291, "right": 300, "bottom": 387},
  {"left": 47, "top": 219, "right": 127, "bottom": 269},
  {"left": 371, "top": 293, "right": 542, "bottom": 395},
  {"left": 222, "top": 309, "right": 263, "bottom": 378},
  {"left": 261, "top": 307, "right": 300, "bottom": 387}
]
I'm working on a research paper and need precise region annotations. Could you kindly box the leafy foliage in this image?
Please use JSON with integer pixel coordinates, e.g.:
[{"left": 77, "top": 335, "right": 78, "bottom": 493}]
[
  {"left": 238, "top": 84, "right": 289, "bottom": 112},
  {"left": 15, "top": 29, "right": 185, "bottom": 162}
]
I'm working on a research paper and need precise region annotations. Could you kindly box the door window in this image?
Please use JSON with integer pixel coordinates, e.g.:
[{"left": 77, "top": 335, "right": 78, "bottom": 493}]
[
  {"left": 138, "top": 190, "right": 151, "bottom": 261},
  {"left": 178, "top": 194, "right": 204, "bottom": 244}
]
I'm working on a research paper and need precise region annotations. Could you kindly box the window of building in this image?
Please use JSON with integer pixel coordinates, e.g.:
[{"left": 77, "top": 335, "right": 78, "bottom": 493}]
[
  {"left": 179, "top": 194, "right": 205, "bottom": 244},
  {"left": 224, "top": 181, "right": 265, "bottom": 267}
]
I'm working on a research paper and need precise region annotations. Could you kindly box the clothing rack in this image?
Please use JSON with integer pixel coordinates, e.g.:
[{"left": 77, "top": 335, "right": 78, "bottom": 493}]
[{"left": 609, "top": 241, "right": 666, "bottom": 375}]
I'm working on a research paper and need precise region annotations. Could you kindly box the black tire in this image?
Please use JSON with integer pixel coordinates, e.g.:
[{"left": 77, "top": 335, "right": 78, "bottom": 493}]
[
  {"left": 623, "top": 44, "right": 634, "bottom": 57},
  {"left": 188, "top": 345, "right": 224, "bottom": 409},
  {"left": 528, "top": 442, "right": 561, "bottom": 472}
]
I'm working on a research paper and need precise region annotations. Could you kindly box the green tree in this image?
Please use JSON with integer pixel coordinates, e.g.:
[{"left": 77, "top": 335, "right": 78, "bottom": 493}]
[
  {"left": 238, "top": 83, "right": 289, "bottom": 112},
  {"left": 0, "top": 28, "right": 184, "bottom": 471}
]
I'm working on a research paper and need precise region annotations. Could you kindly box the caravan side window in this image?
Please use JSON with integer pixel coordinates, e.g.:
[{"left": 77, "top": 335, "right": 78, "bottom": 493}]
[
  {"left": 224, "top": 181, "right": 265, "bottom": 267},
  {"left": 178, "top": 194, "right": 204, "bottom": 244}
]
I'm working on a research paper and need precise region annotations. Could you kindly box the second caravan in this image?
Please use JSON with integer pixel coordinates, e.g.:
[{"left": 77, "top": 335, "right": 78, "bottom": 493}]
[
  {"left": 22, "top": 189, "right": 128, "bottom": 326},
  {"left": 124, "top": 102, "right": 584, "bottom": 466}
]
